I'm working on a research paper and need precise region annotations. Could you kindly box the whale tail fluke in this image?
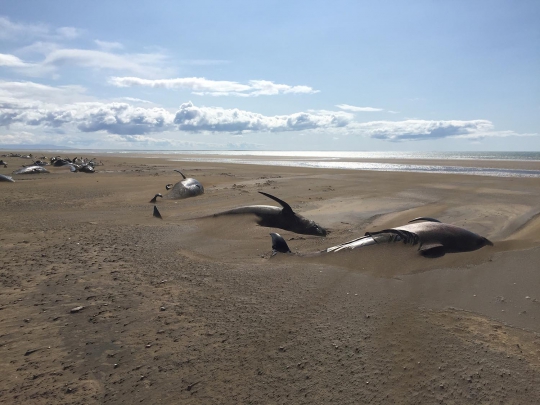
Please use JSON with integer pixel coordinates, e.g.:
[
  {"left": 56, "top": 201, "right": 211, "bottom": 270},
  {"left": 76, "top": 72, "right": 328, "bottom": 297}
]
[
  {"left": 150, "top": 193, "right": 163, "bottom": 203},
  {"left": 153, "top": 205, "right": 163, "bottom": 219},
  {"left": 270, "top": 233, "right": 291, "bottom": 254},
  {"left": 174, "top": 169, "right": 187, "bottom": 179}
]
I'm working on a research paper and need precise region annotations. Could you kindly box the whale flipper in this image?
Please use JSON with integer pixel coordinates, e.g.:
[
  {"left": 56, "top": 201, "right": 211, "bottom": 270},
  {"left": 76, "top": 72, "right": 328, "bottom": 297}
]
[
  {"left": 418, "top": 243, "right": 446, "bottom": 258},
  {"left": 153, "top": 205, "right": 163, "bottom": 219}
]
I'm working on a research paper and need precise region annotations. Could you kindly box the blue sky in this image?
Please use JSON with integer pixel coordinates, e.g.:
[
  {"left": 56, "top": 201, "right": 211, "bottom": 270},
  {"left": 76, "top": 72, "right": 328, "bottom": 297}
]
[{"left": 0, "top": 0, "right": 538, "bottom": 150}]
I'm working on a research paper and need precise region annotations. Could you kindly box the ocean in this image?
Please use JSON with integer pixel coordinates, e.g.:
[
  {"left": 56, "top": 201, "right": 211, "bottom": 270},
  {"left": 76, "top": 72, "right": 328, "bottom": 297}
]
[{"left": 157, "top": 151, "right": 540, "bottom": 178}]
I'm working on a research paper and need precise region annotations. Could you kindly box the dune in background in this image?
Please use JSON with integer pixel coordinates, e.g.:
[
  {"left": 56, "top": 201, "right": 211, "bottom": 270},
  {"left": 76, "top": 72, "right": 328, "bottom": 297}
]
[{"left": 1, "top": 152, "right": 540, "bottom": 404}]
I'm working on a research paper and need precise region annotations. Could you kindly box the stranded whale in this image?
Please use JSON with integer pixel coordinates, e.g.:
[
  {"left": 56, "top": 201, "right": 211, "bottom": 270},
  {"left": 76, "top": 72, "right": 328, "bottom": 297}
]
[
  {"left": 165, "top": 170, "right": 204, "bottom": 199},
  {"left": 270, "top": 217, "right": 492, "bottom": 258},
  {"left": 13, "top": 166, "right": 50, "bottom": 175},
  {"left": 214, "top": 191, "right": 327, "bottom": 237},
  {"left": 0, "top": 174, "right": 15, "bottom": 182}
]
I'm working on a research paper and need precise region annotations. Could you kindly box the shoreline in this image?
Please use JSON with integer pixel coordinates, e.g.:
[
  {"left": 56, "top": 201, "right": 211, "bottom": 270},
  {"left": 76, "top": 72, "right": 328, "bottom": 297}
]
[{"left": 4, "top": 149, "right": 540, "bottom": 172}]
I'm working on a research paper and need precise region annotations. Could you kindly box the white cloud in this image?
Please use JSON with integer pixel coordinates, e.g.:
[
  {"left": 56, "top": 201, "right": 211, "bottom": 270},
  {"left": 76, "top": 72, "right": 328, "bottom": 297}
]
[
  {"left": 0, "top": 16, "right": 48, "bottom": 40},
  {"left": 110, "top": 76, "right": 250, "bottom": 92},
  {"left": 1, "top": 48, "right": 169, "bottom": 77},
  {"left": 109, "top": 76, "right": 319, "bottom": 97},
  {"left": 247, "top": 80, "right": 319, "bottom": 96},
  {"left": 17, "top": 41, "right": 60, "bottom": 55},
  {"left": 173, "top": 101, "right": 350, "bottom": 132},
  {"left": 0, "top": 80, "right": 89, "bottom": 105},
  {"left": 0, "top": 81, "right": 534, "bottom": 143},
  {"left": 55, "top": 27, "right": 82, "bottom": 39},
  {"left": 120, "top": 97, "right": 154, "bottom": 104},
  {"left": 0, "top": 16, "right": 81, "bottom": 41},
  {"left": 94, "top": 40, "right": 124, "bottom": 51},
  {"left": 348, "top": 119, "right": 502, "bottom": 141},
  {"left": 42, "top": 49, "right": 167, "bottom": 76},
  {"left": 336, "top": 104, "right": 383, "bottom": 112},
  {"left": 0, "top": 53, "right": 34, "bottom": 67},
  {"left": 76, "top": 103, "right": 174, "bottom": 134},
  {"left": 0, "top": 131, "right": 39, "bottom": 144}
]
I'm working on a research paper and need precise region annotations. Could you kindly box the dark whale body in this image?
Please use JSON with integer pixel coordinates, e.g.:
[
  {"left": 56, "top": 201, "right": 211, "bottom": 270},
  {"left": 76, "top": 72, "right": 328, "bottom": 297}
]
[
  {"left": 215, "top": 191, "right": 327, "bottom": 237},
  {"left": 271, "top": 218, "right": 492, "bottom": 258}
]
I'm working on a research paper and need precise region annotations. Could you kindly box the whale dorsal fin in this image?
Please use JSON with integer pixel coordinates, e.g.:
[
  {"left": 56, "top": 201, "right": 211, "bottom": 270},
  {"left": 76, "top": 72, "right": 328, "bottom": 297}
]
[
  {"left": 408, "top": 217, "right": 441, "bottom": 223},
  {"left": 153, "top": 205, "right": 163, "bottom": 219},
  {"left": 270, "top": 232, "right": 291, "bottom": 253},
  {"left": 174, "top": 169, "right": 187, "bottom": 179},
  {"left": 258, "top": 191, "right": 293, "bottom": 214}
]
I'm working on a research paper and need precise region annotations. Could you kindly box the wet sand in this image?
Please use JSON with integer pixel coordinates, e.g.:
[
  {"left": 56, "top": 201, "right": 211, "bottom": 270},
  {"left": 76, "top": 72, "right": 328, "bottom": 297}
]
[{"left": 1, "top": 153, "right": 540, "bottom": 404}]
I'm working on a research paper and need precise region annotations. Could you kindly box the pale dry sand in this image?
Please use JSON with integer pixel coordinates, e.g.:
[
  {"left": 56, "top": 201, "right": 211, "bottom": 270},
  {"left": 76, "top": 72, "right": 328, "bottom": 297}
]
[{"left": 1, "top": 152, "right": 540, "bottom": 404}]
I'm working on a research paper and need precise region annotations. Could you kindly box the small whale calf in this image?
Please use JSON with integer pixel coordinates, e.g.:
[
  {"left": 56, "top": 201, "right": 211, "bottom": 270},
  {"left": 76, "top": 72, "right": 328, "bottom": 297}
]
[
  {"left": 214, "top": 191, "right": 327, "bottom": 236},
  {"left": 270, "top": 217, "right": 493, "bottom": 258},
  {"left": 164, "top": 170, "right": 204, "bottom": 199}
]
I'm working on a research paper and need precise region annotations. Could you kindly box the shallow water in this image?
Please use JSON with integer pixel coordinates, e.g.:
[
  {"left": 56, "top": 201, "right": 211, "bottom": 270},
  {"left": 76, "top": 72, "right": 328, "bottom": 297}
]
[{"left": 169, "top": 157, "right": 540, "bottom": 178}]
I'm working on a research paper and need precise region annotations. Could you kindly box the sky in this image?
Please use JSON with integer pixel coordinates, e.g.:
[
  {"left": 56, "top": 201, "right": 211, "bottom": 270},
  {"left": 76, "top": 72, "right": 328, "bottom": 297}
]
[{"left": 0, "top": 0, "right": 538, "bottom": 151}]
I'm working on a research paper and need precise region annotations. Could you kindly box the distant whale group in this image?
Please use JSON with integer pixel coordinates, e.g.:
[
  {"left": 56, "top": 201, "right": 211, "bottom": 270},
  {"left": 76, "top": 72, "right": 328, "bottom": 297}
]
[{"left": 0, "top": 155, "right": 99, "bottom": 178}]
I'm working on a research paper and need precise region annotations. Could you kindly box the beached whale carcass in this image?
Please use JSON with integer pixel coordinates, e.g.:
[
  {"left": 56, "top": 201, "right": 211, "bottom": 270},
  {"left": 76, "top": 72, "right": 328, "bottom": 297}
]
[
  {"left": 270, "top": 217, "right": 492, "bottom": 258},
  {"left": 0, "top": 174, "right": 15, "bottom": 182},
  {"left": 164, "top": 170, "right": 204, "bottom": 199},
  {"left": 13, "top": 166, "right": 50, "bottom": 175},
  {"left": 213, "top": 191, "right": 327, "bottom": 236}
]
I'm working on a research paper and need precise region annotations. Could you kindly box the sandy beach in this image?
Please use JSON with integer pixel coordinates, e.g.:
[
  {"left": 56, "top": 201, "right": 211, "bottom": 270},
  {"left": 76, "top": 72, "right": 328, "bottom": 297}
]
[{"left": 1, "top": 152, "right": 540, "bottom": 404}]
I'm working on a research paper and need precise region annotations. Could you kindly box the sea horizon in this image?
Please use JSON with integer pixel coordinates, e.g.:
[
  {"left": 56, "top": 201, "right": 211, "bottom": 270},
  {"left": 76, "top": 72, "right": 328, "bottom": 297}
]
[{"left": 3, "top": 148, "right": 540, "bottom": 161}]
